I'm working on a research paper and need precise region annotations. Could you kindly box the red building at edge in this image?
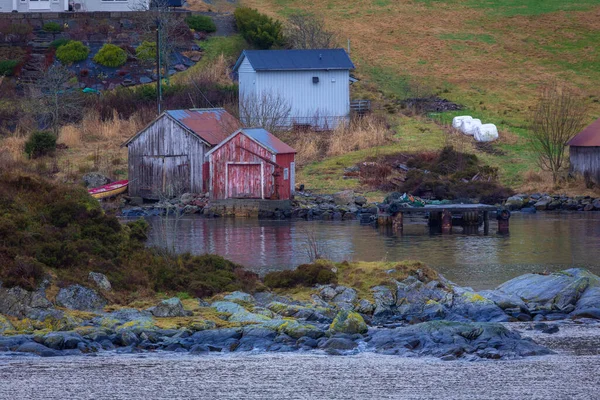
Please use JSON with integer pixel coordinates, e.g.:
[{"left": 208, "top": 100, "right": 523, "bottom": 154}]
[{"left": 206, "top": 128, "right": 297, "bottom": 201}]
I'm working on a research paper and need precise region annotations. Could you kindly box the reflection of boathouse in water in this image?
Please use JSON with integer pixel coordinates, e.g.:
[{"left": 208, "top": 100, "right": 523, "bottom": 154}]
[{"left": 152, "top": 219, "right": 356, "bottom": 272}]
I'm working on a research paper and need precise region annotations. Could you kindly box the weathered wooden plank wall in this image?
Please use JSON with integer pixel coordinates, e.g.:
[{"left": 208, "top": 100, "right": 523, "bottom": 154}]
[
  {"left": 570, "top": 146, "right": 600, "bottom": 184},
  {"left": 210, "top": 133, "right": 275, "bottom": 200},
  {"left": 127, "top": 114, "right": 206, "bottom": 199}
]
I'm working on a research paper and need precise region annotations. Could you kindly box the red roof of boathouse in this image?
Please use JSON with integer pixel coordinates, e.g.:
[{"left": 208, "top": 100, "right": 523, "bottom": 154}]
[{"left": 568, "top": 117, "right": 600, "bottom": 147}]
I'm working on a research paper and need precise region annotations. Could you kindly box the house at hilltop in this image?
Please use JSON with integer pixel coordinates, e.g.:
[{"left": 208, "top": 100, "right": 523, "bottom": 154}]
[
  {"left": 233, "top": 48, "right": 355, "bottom": 130},
  {"left": 0, "top": 0, "right": 148, "bottom": 12},
  {"left": 568, "top": 117, "right": 600, "bottom": 185},
  {"left": 123, "top": 108, "right": 240, "bottom": 199}
]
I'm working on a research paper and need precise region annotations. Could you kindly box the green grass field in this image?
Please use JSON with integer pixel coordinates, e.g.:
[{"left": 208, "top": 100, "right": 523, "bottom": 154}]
[{"left": 240, "top": 0, "right": 600, "bottom": 195}]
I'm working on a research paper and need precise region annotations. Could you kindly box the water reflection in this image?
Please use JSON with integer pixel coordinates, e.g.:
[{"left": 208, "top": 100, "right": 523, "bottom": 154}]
[{"left": 146, "top": 213, "right": 600, "bottom": 289}]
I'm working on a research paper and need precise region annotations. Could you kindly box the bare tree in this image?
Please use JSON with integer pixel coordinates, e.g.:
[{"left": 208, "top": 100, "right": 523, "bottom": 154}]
[
  {"left": 132, "top": 0, "right": 190, "bottom": 87},
  {"left": 238, "top": 92, "right": 292, "bottom": 132},
  {"left": 29, "top": 65, "right": 84, "bottom": 136},
  {"left": 530, "top": 83, "right": 588, "bottom": 182},
  {"left": 299, "top": 226, "right": 328, "bottom": 262},
  {"left": 285, "top": 12, "right": 336, "bottom": 49}
]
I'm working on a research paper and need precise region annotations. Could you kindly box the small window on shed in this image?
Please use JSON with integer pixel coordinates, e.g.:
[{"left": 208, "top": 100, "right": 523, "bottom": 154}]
[
  {"left": 312, "top": 76, "right": 319, "bottom": 84},
  {"left": 283, "top": 168, "right": 289, "bottom": 180}
]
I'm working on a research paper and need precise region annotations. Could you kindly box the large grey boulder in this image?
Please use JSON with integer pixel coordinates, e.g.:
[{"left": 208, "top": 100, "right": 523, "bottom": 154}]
[
  {"left": 0, "top": 285, "right": 54, "bottom": 320},
  {"left": 478, "top": 290, "right": 528, "bottom": 311},
  {"left": 223, "top": 291, "right": 255, "bottom": 303},
  {"left": 331, "top": 286, "right": 357, "bottom": 310},
  {"left": 333, "top": 190, "right": 355, "bottom": 206},
  {"left": 88, "top": 272, "right": 112, "bottom": 292},
  {"left": 367, "top": 321, "right": 552, "bottom": 360},
  {"left": 496, "top": 269, "right": 599, "bottom": 312},
  {"left": 82, "top": 172, "right": 110, "bottom": 189},
  {"left": 372, "top": 286, "right": 395, "bottom": 317},
  {"left": 533, "top": 196, "right": 553, "bottom": 210},
  {"left": 148, "top": 297, "right": 191, "bottom": 318},
  {"left": 212, "top": 301, "right": 271, "bottom": 324},
  {"left": 505, "top": 195, "right": 527, "bottom": 211},
  {"left": 56, "top": 285, "right": 107, "bottom": 312},
  {"left": 16, "top": 341, "right": 59, "bottom": 357}
]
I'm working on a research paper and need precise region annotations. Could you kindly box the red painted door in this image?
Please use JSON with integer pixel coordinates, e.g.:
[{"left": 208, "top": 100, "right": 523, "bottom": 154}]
[{"left": 227, "top": 163, "right": 262, "bottom": 199}]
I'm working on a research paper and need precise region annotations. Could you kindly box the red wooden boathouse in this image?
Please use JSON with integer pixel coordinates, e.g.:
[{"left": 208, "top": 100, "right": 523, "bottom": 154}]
[{"left": 206, "top": 128, "right": 296, "bottom": 200}]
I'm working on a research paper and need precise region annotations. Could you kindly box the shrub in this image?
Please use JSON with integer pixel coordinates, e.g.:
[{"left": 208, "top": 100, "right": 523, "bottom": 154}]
[
  {"left": 0, "top": 60, "right": 19, "bottom": 76},
  {"left": 234, "top": 7, "right": 284, "bottom": 49},
  {"left": 264, "top": 262, "right": 337, "bottom": 288},
  {"left": 93, "top": 44, "right": 127, "bottom": 68},
  {"left": 24, "top": 131, "right": 56, "bottom": 159},
  {"left": 185, "top": 15, "right": 216, "bottom": 32},
  {"left": 1, "top": 256, "right": 46, "bottom": 291},
  {"left": 55, "top": 41, "right": 89, "bottom": 64},
  {"left": 9, "top": 23, "right": 33, "bottom": 38},
  {"left": 49, "top": 38, "right": 70, "bottom": 49},
  {"left": 43, "top": 22, "right": 63, "bottom": 33},
  {"left": 135, "top": 41, "right": 157, "bottom": 62}
]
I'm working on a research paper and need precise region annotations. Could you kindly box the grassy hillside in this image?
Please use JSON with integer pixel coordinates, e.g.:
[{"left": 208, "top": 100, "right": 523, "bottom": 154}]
[{"left": 242, "top": 0, "right": 600, "bottom": 193}]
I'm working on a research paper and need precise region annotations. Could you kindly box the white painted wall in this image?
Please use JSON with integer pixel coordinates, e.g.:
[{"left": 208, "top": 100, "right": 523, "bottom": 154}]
[
  {"left": 5, "top": 0, "right": 146, "bottom": 12},
  {"left": 237, "top": 56, "right": 351, "bottom": 129}
]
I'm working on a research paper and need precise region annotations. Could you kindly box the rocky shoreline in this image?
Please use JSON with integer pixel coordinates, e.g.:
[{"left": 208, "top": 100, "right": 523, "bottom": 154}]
[
  {"left": 505, "top": 193, "right": 600, "bottom": 212},
  {"left": 119, "top": 189, "right": 600, "bottom": 221},
  {"left": 2, "top": 267, "right": 599, "bottom": 361}
]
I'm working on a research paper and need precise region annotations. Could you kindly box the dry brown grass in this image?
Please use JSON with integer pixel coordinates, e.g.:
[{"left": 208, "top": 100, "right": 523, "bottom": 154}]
[
  {"left": 0, "top": 135, "right": 27, "bottom": 162},
  {"left": 277, "top": 114, "right": 395, "bottom": 166},
  {"left": 53, "top": 110, "right": 148, "bottom": 182},
  {"left": 177, "top": 53, "right": 233, "bottom": 86},
  {"left": 518, "top": 168, "right": 600, "bottom": 197},
  {"left": 291, "top": 131, "right": 322, "bottom": 166},
  {"left": 58, "top": 125, "right": 82, "bottom": 148},
  {"left": 327, "top": 115, "right": 395, "bottom": 157}
]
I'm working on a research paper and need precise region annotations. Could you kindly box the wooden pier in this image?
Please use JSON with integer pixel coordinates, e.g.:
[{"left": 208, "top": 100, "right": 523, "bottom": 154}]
[{"left": 377, "top": 204, "right": 509, "bottom": 235}]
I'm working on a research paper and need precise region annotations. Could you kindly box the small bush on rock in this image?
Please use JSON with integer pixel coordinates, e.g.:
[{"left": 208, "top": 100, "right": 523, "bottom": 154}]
[
  {"left": 24, "top": 131, "right": 56, "bottom": 159},
  {"left": 234, "top": 7, "right": 284, "bottom": 49},
  {"left": 93, "top": 44, "right": 127, "bottom": 68},
  {"left": 0, "top": 60, "right": 18, "bottom": 76},
  {"left": 264, "top": 262, "right": 337, "bottom": 288},
  {"left": 43, "top": 22, "right": 63, "bottom": 33},
  {"left": 135, "top": 41, "right": 157, "bottom": 62},
  {"left": 185, "top": 15, "right": 216, "bottom": 32},
  {"left": 56, "top": 41, "right": 89, "bottom": 64},
  {"left": 49, "top": 38, "right": 70, "bottom": 49}
]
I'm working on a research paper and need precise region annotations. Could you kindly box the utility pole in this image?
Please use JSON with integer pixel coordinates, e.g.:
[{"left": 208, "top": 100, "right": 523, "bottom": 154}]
[{"left": 156, "top": 18, "right": 162, "bottom": 114}]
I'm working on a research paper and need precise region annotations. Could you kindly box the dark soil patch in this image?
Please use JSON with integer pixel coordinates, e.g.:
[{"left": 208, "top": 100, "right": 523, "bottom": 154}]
[
  {"left": 356, "top": 146, "right": 513, "bottom": 203},
  {"left": 400, "top": 96, "right": 462, "bottom": 113}
]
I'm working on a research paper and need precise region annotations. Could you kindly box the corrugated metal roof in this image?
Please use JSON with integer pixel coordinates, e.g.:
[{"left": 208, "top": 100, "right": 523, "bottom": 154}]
[
  {"left": 233, "top": 49, "right": 355, "bottom": 72},
  {"left": 242, "top": 128, "right": 296, "bottom": 154},
  {"left": 568, "top": 117, "right": 600, "bottom": 147},
  {"left": 166, "top": 108, "right": 241, "bottom": 146}
]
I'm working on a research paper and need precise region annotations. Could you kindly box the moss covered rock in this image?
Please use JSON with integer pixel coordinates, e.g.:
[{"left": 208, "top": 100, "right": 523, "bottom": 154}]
[
  {"left": 277, "top": 320, "right": 323, "bottom": 339},
  {"left": 0, "top": 315, "right": 13, "bottom": 333},
  {"left": 329, "top": 310, "right": 368, "bottom": 335}
]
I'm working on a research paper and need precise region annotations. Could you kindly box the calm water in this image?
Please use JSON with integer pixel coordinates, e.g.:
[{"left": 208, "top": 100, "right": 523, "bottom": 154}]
[{"left": 147, "top": 212, "right": 600, "bottom": 289}]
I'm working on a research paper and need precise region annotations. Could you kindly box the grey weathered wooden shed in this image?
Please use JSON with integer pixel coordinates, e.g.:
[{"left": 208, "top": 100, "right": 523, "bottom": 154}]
[
  {"left": 568, "top": 117, "right": 600, "bottom": 185},
  {"left": 123, "top": 108, "right": 240, "bottom": 199}
]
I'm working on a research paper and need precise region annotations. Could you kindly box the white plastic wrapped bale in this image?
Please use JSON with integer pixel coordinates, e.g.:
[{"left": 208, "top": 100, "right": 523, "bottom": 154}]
[
  {"left": 474, "top": 124, "right": 499, "bottom": 142},
  {"left": 460, "top": 118, "right": 482, "bottom": 136},
  {"left": 452, "top": 116, "right": 472, "bottom": 129}
]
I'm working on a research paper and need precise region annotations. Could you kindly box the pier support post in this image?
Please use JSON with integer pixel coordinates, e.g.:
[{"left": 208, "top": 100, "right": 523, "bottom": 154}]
[
  {"left": 392, "top": 212, "right": 403, "bottom": 234},
  {"left": 377, "top": 213, "right": 392, "bottom": 226},
  {"left": 496, "top": 209, "right": 510, "bottom": 234},
  {"left": 441, "top": 209, "right": 452, "bottom": 234},
  {"left": 483, "top": 211, "right": 489, "bottom": 235}
]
